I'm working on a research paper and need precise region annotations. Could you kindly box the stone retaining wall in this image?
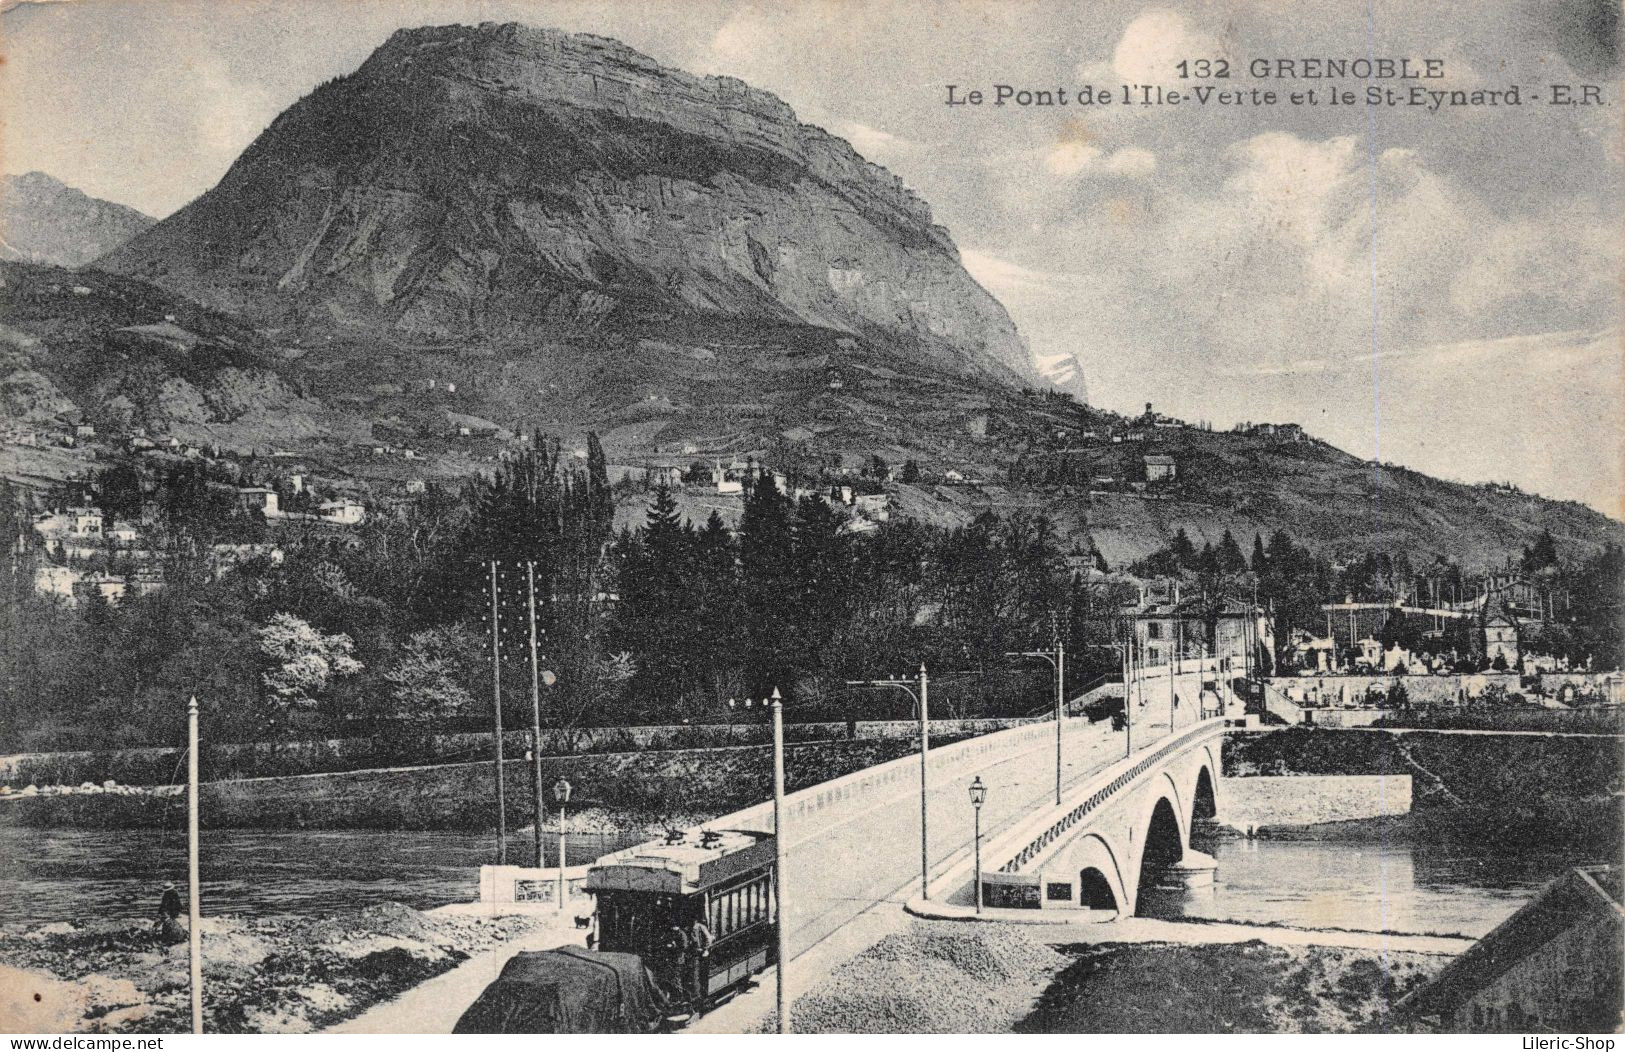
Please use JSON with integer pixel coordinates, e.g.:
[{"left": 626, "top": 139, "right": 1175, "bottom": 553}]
[
  {"left": 1220, "top": 774, "right": 1413, "bottom": 829},
  {"left": 0, "top": 737, "right": 943, "bottom": 831},
  {"left": 0, "top": 717, "right": 1039, "bottom": 789},
  {"left": 1267, "top": 673, "right": 1521, "bottom": 709}
]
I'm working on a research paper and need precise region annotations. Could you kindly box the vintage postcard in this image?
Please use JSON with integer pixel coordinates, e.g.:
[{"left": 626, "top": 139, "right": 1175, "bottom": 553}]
[{"left": 0, "top": 0, "right": 1620, "bottom": 1040}]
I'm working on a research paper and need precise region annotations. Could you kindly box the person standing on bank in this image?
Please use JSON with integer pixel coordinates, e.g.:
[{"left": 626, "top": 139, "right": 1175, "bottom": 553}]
[{"left": 156, "top": 881, "right": 186, "bottom": 944}]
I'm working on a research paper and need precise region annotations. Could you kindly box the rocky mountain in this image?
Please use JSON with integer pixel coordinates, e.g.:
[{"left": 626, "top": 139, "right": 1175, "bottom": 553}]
[
  {"left": 100, "top": 22, "right": 1030, "bottom": 384},
  {"left": 0, "top": 262, "right": 347, "bottom": 452},
  {"left": 1, "top": 172, "right": 155, "bottom": 268},
  {"left": 3, "top": 255, "right": 1620, "bottom": 571}
]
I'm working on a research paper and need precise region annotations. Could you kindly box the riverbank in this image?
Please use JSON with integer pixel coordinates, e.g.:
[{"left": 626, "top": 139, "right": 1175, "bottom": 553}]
[
  {"left": 0, "top": 736, "right": 956, "bottom": 832},
  {"left": 1225, "top": 727, "right": 1624, "bottom": 852},
  {"left": 782, "top": 919, "right": 1448, "bottom": 1034},
  {"left": 0, "top": 902, "right": 555, "bottom": 1034},
  {"left": 1018, "top": 939, "right": 1443, "bottom": 1033}
]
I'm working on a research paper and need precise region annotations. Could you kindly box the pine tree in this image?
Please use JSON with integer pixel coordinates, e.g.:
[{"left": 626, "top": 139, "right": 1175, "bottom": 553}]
[
  {"left": 739, "top": 476, "right": 798, "bottom": 694},
  {"left": 1170, "top": 528, "right": 1197, "bottom": 568}
]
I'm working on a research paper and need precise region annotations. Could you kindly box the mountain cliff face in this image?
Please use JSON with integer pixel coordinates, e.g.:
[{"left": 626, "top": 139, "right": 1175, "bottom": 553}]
[
  {"left": 101, "top": 22, "right": 1030, "bottom": 383},
  {"left": 1, "top": 172, "right": 155, "bottom": 268}
]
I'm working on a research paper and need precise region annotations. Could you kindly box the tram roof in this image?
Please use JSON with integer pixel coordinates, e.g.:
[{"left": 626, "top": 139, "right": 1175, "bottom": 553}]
[{"left": 586, "top": 829, "right": 775, "bottom": 896}]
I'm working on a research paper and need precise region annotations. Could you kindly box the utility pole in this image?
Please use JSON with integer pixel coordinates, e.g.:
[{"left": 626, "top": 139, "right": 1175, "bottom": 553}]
[
  {"left": 1120, "top": 640, "right": 1132, "bottom": 757},
  {"left": 526, "top": 560, "right": 545, "bottom": 870},
  {"left": 186, "top": 696, "right": 203, "bottom": 1035},
  {"left": 1169, "top": 621, "right": 1178, "bottom": 738},
  {"left": 845, "top": 666, "right": 930, "bottom": 898},
  {"left": 488, "top": 561, "right": 507, "bottom": 865},
  {"left": 770, "top": 688, "right": 790, "bottom": 1035},
  {"left": 918, "top": 663, "right": 930, "bottom": 898},
  {"left": 1007, "top": 644, "right": 1065, "bottom": 805}
]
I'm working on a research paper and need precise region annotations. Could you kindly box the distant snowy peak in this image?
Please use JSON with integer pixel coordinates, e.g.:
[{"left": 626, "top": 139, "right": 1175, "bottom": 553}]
[{"left": 1036, "top": 351, "right": 1088, "bottom": 402}]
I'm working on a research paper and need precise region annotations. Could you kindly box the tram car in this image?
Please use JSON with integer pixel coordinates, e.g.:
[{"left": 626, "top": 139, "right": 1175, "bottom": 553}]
[{"left": 586, "top": 827, "right": 779, "bottom": 1013}]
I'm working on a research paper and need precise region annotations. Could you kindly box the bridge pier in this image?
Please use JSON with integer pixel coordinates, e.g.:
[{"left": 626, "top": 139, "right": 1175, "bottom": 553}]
[{"left": 1159, "top": 849, "right": 1218, "bottom": 891}]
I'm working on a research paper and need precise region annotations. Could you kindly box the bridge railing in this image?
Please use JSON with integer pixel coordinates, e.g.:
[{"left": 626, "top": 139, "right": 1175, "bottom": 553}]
[
  {"left": 703, "top": 713, "right": 1078, "bottom": 852},
  {"left": 986, "top": 716, "right": 1230, "bottom": 878}
]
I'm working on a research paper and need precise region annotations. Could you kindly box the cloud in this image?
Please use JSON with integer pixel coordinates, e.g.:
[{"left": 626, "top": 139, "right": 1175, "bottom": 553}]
[
  {"left": 1100, "top": 8, "right": 1230, "bottom": 84},
  {"left": 836, "top": 121, "right": 926, "bottom": 162},
  {"left": 960, "top": 248, "right": 1083, "bottom": 297},
  {"left": 1041, "top": 142, "right": 1156, "bottom": 179},
  {"left": 1043, "top": 142, "right": 1103, "bottom": 177},
  {"left": 1104, "top": 146, "right": 1157, "bottom": 177}
]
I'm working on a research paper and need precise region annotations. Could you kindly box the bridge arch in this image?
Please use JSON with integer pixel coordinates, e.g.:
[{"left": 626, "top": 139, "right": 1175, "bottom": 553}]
[
  {"left": 1191, "top": 764, "right": 1217, "bottom": 825},
  {"left": 1134, "top": 770, "right": 1188, "bottom": 847},
  {"left": 1133, "top": 796, "right": 1185, "bottom": 912},
  {"left": 1051, "top": 832, "right": 1127, "bottom": 913},
  {"left": 1176, "top": 744, "right": 1219, "bottom": 830}
]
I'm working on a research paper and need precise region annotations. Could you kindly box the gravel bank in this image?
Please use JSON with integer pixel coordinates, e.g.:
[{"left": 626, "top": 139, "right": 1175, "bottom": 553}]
[
  {"left": 783, "top": 921, "right": 1068, "bottom": 1033},
  {"left": 782, "top": 920, "right": 1448, "bottom": 1034},
  {"left": 0, "top": 902, "right": 553, "bottom": 1033},
  {"left": 1018, "top": 940, "right": 1445, "bottom": 1033}
]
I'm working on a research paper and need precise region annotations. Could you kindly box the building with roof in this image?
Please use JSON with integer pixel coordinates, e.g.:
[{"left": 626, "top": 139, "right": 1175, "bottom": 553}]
[
  {"left": 1111, "top": 583, "right": 1268, "bottom": 675},
  {"left": 1400, "top": 866, "right": 1622, "bottom": 1033},
  {"left": 1143, "top": 454, "right": 1177, "bottom": 483}
]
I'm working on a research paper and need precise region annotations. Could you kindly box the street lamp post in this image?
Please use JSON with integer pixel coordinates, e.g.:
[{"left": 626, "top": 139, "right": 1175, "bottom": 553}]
[
  {"left": 1007, "top": 642, "right": 1065, "bottom": 805},
  {"left": 552, "top": 778, "right": 571, "bottom": 910},
  {"left": 845, "top": 663, "right": 930, "bottom": 898},
  {"left": 969, "top": 775, "right": 987, "bottom": 913}
]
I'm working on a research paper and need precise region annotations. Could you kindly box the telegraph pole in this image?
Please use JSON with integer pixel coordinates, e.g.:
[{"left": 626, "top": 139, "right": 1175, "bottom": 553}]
[
  {"left": 526, "top": 560, "right": 545, "bottom": 870},
  {"left": 770, "top": 688, "right": 790, "bottom": 1035},
  {"left": 487, "top": 561, "right": 507, "bottom": 864},
  {"left": 186, "top": 696, "right": 203, "bottom": 1035}
]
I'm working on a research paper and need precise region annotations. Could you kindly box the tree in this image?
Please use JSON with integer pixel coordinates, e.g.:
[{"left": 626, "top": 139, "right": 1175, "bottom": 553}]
[
  {"left": 1250, "top": 533, "right": 1267, "bottom": 573},
  {"left": 1522, "top": 529, "right": 1559, "bottom": 573},
  {"left": 586, "top": 431, "right": 609, "bottom": 498},
  {"left": 614, "top": 486, "right": 697, "bottom": 700},
  {"left": 900, "top": 459, "right": 921, "bottom": 484},
  {"left": 380, "top": 625, "right": 478, "bottom": 728},
  {"left": 1216, "top": 530, "right": 1247, "bottom": 575},
  {"left": 257, "top": 612, "right": 362, "bottom": 733},
  {"left": 96, "top": 462, "right": 145, "bottom": 522},
  {"left": 1169, "top": 528, "right": 1197, "bottom": 568},
  {"left": 738, "top": 477, "right": 798, "bottom": 693}
]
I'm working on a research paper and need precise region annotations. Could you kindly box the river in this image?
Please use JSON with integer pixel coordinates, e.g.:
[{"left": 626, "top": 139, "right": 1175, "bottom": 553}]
[
  {"left": 0, "top": 826, "right": 642, "bottom": 926},
  {"left": 1138, "top": 833, "right": 1608, "bottom": 938},
  {"left": 0, "top": 824, "right": 1604, "bottom": 935}
]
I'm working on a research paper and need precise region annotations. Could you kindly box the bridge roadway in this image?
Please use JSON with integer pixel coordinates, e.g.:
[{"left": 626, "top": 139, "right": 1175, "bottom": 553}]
[
  {"left": 778, "top": 717, "right": 1124, "bottom": 957},
  {"left": 694, "top": 705, "right": 1205, "bottom": 1031}
]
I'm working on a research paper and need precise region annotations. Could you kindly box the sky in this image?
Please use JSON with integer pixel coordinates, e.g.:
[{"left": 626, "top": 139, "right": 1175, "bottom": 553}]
[{"left": 2, "top": 0, "right": 1622, "bottom": 516}]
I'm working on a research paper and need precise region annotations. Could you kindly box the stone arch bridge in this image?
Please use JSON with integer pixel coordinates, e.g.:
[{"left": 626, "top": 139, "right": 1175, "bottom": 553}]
[{"left": 974, "top": 717, "right": 1226, "bottom": 915}]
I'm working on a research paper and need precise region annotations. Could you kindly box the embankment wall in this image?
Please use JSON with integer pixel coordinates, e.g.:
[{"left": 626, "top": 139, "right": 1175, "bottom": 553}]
[{"left": 1219, "top": 774, "right": 1412, "bottom": 829}]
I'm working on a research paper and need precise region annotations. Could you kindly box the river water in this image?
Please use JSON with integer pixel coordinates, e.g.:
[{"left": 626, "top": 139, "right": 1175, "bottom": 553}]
[
  {"left": 0, "top": 824, "right": 1603, "bottom": 936},
  {"left": 1138, "top": 834, "right": 1607, "bottom": 938},
  {"left": 0, "top": 826, "right": 641, "bottom": 926}
]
